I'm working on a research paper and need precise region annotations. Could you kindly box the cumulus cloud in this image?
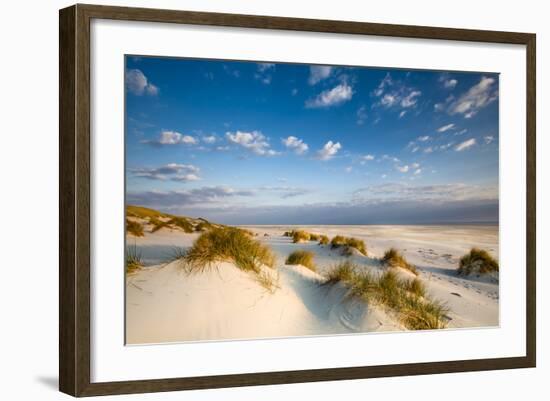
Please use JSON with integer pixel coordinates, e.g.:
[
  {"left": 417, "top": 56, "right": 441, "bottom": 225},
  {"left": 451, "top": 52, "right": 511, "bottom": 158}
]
[
  {"left": 255, "top": 63, "right": 275, "bottom": 84},
  {"left": 396, "top": 165, "right": 409, "bottom": 173},
  {"left": 317, "top": 140, "right": 341, "bottom": 160},
  {"left": 484, "top": 135, "right": 495, "bottom": 144},
  {"left": 202, "top": 135, "right": 217, "bottom": 144},
  {"left": 455, "top": 138, "right": 476, "bottom": 151},
  {"left": 306, "top": 84, "right": 353, "bottom": 108},
  {"left": 362, "top": 154, "right": 375, "bottom": 162},
  {"left": 129, "top": 163, "right": 200, "bottom": 182},
  {"left": 226, "top": 130, "right": 279, "bottom": 156},
  {"left": 417, "top": 135, "right": 430, "bottom": 142},
  {"left": 125, "top": 69, "right": 158, "bottom": 96},
  {"left": 308, "top": 65, "right": 333, "bottom": 85},
  {"left": 447, "top": 76, "right": 498, "bottom": 118},
  {"left": 437, "top": 123, "right": 455, "bottom": 133},
  {"left": 282, "top": 136, "right": 309, "bottom": 155},
  {"left": 372, "top": 73, "right": 421, "bottom": 111},
  {"left": 142, "top": 130, "right": 198, "bottom": 146},
  {"left": 439, "top": 74, "right": 458, "bottom": 89}
]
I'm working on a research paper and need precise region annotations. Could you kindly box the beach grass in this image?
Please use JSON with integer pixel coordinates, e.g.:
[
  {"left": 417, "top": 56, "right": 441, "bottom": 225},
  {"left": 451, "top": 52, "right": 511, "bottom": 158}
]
[
  {"left": 184, "top": 227, "right": 276, "bottom": 273},
  {"left": 292, "top": 230, "right": 311, "bottom": 243},
  {"left": 458, "top": 248, "right": 499, "bottom": 275},
  {"left": 382, "top": 248, "right": 418, "bottom": 275},
  {"left": 126, "top": 218, "right": 144, "bottom": 237},
  {"left": 285, "top": 250, "right": 316, "bottom": 271},
  {"left": 125, "top": 246, "right": 143, "bottom": 274},
  {"left": 318, "top": 235, "right": 330, "bottom": 245},
  {"left": 330, "top": 235, "right": 367, "bottom": 255},
  {"left": 324, "top": 261, "right": 447, "bottom": 330}
]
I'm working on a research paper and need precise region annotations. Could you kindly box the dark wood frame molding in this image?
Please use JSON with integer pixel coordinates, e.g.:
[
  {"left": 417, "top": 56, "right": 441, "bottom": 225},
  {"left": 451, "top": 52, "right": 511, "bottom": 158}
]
[{"left": 59, "top": 3, "right": 536, "bottom": 397}]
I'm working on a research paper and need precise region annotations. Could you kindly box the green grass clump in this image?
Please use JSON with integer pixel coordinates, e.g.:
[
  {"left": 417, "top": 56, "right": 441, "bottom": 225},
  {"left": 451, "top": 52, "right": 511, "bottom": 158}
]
[
  {"left": 309, "top": 233, "right": 320, "bottom": 241},
  {"left": 184, "top": 227, "right": 275, "bottom": 273},
  {"left": 285, "top": 250, "right": 316, "bottom": 271},
  {"left": 458, "top": 248, "right": 499, "bottom": 275},
  {"left": 168, "top": 217, "right": 194, "bottom": 233},
  {"left": 330, "top": 235, "right": 367, "bottom": 255},
  {"left": 324, "top": 261, "right": 447, "bottom": 330},
  {"left": 126, "top": 219, "right": 144, "bottom": 237},
  {"left": 125, "top": 246, "right": 143, "bottom": 274},
  {"left": 382, "top": 248, "right": 418, "bottom": 275},
  {"left": 292, "top": 230, "right": 311, "bottom": 243},
  {"left": 319, "top": 235, "right": 330, "bottom": 245}
]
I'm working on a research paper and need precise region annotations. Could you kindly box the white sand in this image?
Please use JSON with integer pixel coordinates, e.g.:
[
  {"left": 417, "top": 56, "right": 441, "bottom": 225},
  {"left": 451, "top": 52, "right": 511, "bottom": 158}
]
[{"left": 126, "top": 225, "right": 498, "bottom": 344}]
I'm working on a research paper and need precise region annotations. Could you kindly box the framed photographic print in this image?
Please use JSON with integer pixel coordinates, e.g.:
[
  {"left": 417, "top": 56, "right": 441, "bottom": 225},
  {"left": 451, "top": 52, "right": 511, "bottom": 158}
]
[{"left": 59, "top": 4, "right": 536, "bottom": 397}]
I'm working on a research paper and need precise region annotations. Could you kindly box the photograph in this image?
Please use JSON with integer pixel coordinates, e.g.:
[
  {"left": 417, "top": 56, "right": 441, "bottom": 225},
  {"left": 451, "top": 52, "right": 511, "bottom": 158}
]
[{"left": 124, "top": 56, "right": 500, "bottom": 345}]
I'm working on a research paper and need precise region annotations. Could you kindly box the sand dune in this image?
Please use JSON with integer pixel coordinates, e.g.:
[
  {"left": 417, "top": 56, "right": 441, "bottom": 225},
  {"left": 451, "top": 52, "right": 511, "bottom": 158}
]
[{"left": 126, "top": 224, "right": 498, "bottom": 344}]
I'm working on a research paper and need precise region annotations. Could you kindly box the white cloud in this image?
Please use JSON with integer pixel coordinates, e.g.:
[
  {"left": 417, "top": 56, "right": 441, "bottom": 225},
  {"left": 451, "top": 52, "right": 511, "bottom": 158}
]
[
  {"left": 125, "top": 69, "right": 158, "bottom": 96},
  {"left": 455, "top": 138, "right": 477, "bottom": 151},
  {"left": 411, "top": 146, "right": 420, "bottom": 153},
  {"left": 362, "top": 154, "right": 375, "bottom": 161},
  {"left": 399, "top": 110, "right": 407, "bottom": 118},
  {"left": 255, "top": 63, "right": 275, "bottom": 84},
  {"left": 130, "top": 163, "right": 200, "bottom": 181},
  {"left": 444, "top": 79, "right": 458, "bottom": 89},
  {"left": 401, "top": 90, "right": 421, "bottom": 108},
  {"left": 372, "top": 73, "right": 421, "bottom": 111},
  {"left": 437, "top": 123, "right": 455, "bottom": 133},
  {"left": 147, "top": 130, "right": 198, "bottom": 145},
  {"left": 417, "top": 135, "right": 430, "bottom": 142},
  {"left": 396, "top": 165, "right": 409, "bottom": 173},
  {"left": 317, "top": 140, "right": 341, "bottom": 160},
  {"left": 414, "top": 168, "right": 422, "bottom": 175},
  {"left": 484, "top": 135, "right": 495, "bottom": 144},
  {"left": 226, "top": 130, "right": 278, "bottom": 156},
  {"left": 449, "top": 76, "right": 498, "bottom": 118},
  {"left": 257, "top": 63, "right": 275, "bottom": 72},
  {"left": 424, "top": 147, "right": 434, "bottom": 154},
  {"left": 306, "top": 84, "right": 353, "bottom": 108},
  {"left": 411, "top": 162, "right": 420, "bottom": 169},
  {"left": 282, "top": 136, "right": 309, "bottom": 155},
  {"left": 308, "top": 66, "right": 333, "bottom": 85},
  {"left": 455, "top": 129, "right": 468, "bottom": 136},
  {"left": 291, "top": 88, "right": 298, "bottom": 96},
  {"left": 345, "top": 166, "right": 353, "bottom": 173},
  {"left": 202, "top": 135, "right": 217, "bottom": 144}
]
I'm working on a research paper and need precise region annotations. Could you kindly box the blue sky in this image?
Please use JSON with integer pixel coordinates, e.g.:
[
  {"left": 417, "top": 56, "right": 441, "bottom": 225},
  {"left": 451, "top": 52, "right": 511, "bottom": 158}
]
[{"left": 125, "top": 56, "right": 499, "bottom": 224}]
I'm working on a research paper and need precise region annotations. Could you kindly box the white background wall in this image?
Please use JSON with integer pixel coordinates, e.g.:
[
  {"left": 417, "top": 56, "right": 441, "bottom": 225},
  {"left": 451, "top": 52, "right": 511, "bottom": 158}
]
[{"left": 0, "top": 0, "right": 546, "bottom": 400}]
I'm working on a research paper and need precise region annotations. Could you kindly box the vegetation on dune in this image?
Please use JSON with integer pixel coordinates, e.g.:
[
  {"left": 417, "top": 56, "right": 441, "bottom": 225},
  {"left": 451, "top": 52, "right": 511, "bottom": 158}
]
[
  {"left": 318, "top": 235, "right": 330, "bottom": 245},
  {"left": 330, "top": 235, "right": 367, "bottom": 255},
  {"left": 309, "top": 233, "right": 320, "bottom": 241},
  {"left": 458, "top": 248, "right": 499, "bottom": 275},
  {"left": 382, "top": 248, "right": 418, "bottom": 275},
  {"left": 183, "top": 227, "right": 276, "bottom": 273},
  {"left": 194, "top": 221, "right": 212, "bottom": 232},
  {"left": 323, "top": 261, "right": 448, "bottom": 330},
  {"left": 126, "top": 218, "right": 144, "bottom": 237},
  {"left": 125, "top": 246, "right": 143, "bottom": 274},
  {"left": 126, "top": 205, "right": 164, "bottom": 219},
  {"left": 292, "top": 230, "right": 311, "bottom": 243},
  {"left": 285, "top": 250, "right": 316, "bottom": 271}
]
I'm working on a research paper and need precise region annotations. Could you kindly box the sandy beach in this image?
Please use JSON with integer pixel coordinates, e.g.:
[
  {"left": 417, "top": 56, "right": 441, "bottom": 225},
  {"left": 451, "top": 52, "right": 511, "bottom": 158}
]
[{"left": 126, "top": 222, "right": 499, "bottom": 344}]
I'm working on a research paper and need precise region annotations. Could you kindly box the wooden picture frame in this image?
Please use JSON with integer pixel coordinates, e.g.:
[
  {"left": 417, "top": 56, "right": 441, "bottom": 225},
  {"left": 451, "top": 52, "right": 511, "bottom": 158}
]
[{"left": 59, "top": 3, "right": 536, "bottom": 397}]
